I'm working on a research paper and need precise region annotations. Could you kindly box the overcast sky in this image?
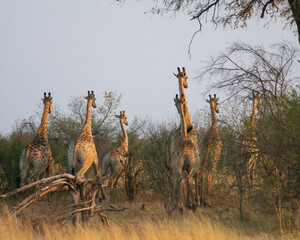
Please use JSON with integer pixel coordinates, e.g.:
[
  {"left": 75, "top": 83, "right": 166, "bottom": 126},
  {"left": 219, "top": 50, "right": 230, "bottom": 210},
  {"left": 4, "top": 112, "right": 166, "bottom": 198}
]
[{"left": 0, "top": 0, "right": 299, "bottom": 135}]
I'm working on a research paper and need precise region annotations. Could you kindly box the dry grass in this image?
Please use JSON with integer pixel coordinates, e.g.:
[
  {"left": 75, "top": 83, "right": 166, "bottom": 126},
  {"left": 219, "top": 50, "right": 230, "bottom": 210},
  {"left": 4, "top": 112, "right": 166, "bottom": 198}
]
[{"left": 0, "top": 199, "right": 299, "bottom": 240}]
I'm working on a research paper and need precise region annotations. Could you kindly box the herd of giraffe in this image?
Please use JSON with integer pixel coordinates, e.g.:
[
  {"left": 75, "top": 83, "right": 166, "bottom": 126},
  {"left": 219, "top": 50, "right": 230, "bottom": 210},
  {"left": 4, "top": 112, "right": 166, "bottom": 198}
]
[{"left": 19, "top": 68, "right": 260, "bottom": 214}]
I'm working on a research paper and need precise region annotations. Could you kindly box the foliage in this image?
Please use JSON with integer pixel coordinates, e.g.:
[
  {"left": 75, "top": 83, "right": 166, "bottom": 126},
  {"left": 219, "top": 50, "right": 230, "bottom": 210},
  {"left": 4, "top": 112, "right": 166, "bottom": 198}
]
[
  {"left": 148, "top": 0, "right": 300, "bottom": 43},
  {"left": 258, "top": 89, "right": 300, "bottom": 203},
  {"left": 0, "top": 134, "right": 25, "bottom": 191}
]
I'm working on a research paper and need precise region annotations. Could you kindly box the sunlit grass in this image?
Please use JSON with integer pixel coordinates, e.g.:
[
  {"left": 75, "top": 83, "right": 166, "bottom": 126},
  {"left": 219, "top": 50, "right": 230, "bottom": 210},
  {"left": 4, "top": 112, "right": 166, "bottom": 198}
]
[{"left": 0, "top": 200, "right": 298, "bottom": 240}]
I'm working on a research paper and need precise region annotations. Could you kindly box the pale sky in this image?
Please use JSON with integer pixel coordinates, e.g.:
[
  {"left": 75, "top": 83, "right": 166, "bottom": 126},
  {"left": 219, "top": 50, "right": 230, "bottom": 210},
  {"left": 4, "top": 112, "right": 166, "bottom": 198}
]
[{"left": 0, "top": 0, "right": 299, "bottom": 134}]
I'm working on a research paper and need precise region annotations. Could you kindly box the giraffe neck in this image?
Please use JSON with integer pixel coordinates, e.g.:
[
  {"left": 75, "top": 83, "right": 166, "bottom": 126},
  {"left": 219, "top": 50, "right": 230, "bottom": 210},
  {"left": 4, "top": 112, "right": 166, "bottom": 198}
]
[
  {"left": 210, "top": 104, "right": 220, "bottom": 140},
  {"left": 210, "top": 104, "right": 217, "bottom": 126},
  {"left": 82, "top": 100, "right": 93, "bottom": 135},
  {"left": 120, "top": 119, "right": 128, "bottom": 153},
  {"left": 178, "top": 101, "right": 187, "bottom": 140},
  {"left": 37, "top": 102, "right": 50, "bottom": 139},
  {"left": 248, "top": 99, "right": 258, "bottom": 134},
  {"left": 178, "top": 80, "right": 194, "bottom": 130}
]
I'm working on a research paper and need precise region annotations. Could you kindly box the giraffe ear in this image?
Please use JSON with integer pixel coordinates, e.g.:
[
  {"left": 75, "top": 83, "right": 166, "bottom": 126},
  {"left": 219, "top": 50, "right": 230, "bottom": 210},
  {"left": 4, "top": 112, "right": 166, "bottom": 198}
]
[
  {"left": 216, "top": 97, "right": 219, "bottom": 102},
  {"left": 84, "top": 96, "right": 88, "bottom": 100},
  {"left": 206, "top": 99, "right": 210, "bottom": 103},
  {"left": 173, "top": 73, "right": 177, "bottom": 77},
  {"left": 115, "top": 115, "right": 120, "bottom": 118}
]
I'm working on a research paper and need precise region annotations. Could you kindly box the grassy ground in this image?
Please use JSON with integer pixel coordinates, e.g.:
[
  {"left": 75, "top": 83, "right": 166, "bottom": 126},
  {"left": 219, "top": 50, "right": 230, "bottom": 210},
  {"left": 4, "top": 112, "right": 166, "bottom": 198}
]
[{"left": 0, "top": 194, "right": 299, "bottom": 240}]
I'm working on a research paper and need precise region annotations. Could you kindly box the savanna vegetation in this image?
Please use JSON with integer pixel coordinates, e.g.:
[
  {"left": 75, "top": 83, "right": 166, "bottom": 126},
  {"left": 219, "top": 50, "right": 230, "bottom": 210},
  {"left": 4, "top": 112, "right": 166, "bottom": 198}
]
[{"left": 0, "top": 40, "right": 299, "bottom": 239}]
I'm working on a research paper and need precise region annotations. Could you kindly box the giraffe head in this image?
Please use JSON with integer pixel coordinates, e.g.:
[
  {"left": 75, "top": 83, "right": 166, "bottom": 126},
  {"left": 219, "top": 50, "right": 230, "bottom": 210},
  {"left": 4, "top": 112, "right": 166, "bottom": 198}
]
[
  {"left": 41, "top": 92, "right": 53, "bottom": 113},
  {"left": 115, "top": 111, "right": 128, "bottom": 126},
  {"left": 174, "top": 93, "right": 185, "bottom": 115},
  {"left": 174, "top": 67, "right": 188, "bottom": 89},
  {"left": 248, "top": 90, "right": 260, "bottom": 110},
  {"left": 84, "top": 91, "right": 97, "bottom": 108},
  {"left": 206, "top": 94, "right": 220, "bottom": 113}
]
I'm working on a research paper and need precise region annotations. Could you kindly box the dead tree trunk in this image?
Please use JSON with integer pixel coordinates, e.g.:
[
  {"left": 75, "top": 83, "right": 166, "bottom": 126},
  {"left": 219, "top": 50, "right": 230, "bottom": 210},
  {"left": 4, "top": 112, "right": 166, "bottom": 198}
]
[{"left": 0, "top": 174, "right": 121, "bottom": 226}]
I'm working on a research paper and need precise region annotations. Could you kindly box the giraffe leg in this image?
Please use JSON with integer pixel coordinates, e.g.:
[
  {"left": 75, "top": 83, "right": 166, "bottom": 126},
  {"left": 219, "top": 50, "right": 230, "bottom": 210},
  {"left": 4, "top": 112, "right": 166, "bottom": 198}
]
[
  {"left": 70, "top": 189, "right": 80, "bottom": 226},
  {"left": 178, "top": 162, "right": 186, "bottom": 214},
  {"left": 112, "top": 170, "right": 123, "bottom": 190},
  {"left": 46, "top": 156, "right": 54, "bottom": 177},
  {"left": 92, "top": 161, "right": 98, "bottom": 177},
  {"left": 208, "top": 157, "right": 218, "bottom": 206},
  {"left": 200, "top": 148, "right": 210, "bottom": 206},
  {"left": 178, "top": 173, "right": 185, "bottom": 214},
  {"left": 106, "top": 168, "right": 122, "bottom": 203},
  {"left": 248, "top": 154, "right": 256, "bottom": 190},
  {"left": 207, "top": 172, "right": 212, "bottom": 206},
  {"left": 200, "top": 169, "right": 206, "bottom": 206},
  {"left": 186, "top": 170, "right": 194, "bottom": 210},
  {"left": 194, "top": 170, "right": 200, "bottom": 206},
  {"left": 20, "top": 162, "right": 30, "bottom": 187},
  {"left": 77, "top": 159, "right": 93, "bottom": 179},
  {"left": 207, "top": 169, "right": 216, "bottom": 206},
  {"left": 168, "top": 170, "right": 181, "bottom": 215}
]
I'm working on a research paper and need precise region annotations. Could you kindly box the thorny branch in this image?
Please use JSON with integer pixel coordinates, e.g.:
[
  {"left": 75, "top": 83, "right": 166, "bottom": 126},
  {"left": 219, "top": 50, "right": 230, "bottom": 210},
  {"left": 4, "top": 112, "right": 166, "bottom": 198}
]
[{"left": 0, "top": 173, "right": 126, "bottom": 226}]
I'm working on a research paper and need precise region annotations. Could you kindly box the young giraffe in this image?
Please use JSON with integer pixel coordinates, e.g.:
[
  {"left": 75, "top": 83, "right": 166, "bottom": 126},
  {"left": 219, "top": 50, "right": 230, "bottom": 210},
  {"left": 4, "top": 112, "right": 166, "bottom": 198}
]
[
  {"left": 102, "top": 111, "right": 128, "bottom": 193},
  {"left": 169, "top": 94, "right": 198, "bottom": 214},
  {"left": 201, "top": 94, "right": 222, "bottom": 206},
  {"left": 241, "top": 90, "right": 260, "bottom": 190},
  {"left": 72, "top": 91, "right": 98, "bottom": 179},
  {"left": 171, "top": 67, "right": 201, "bottom": 205},
  {"left": 20, "top": 92, "right": 54, "bottom": 186}
]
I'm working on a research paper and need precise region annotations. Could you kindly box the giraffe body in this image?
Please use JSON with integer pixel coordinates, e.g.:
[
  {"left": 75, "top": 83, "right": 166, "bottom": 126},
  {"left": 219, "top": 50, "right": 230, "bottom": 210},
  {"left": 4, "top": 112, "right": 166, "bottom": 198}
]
[
  {"left": 20, "top": 93, "right": 54, "bottom": 186},
  {"left": 72, "top": 91, "right": 98, "bottom": 179}
]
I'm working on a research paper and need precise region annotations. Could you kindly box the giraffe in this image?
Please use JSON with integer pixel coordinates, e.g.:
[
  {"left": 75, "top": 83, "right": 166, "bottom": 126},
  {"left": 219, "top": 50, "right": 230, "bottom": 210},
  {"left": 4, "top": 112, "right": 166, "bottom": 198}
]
[
  {"left": 19, "top": 92, "right": 54, "bottom": 186},
  {"left": 169, "top": 94, "right": 199, "bottom": 214},
  {"left": 201, "top": 94, "right": 222, "bottom": 206},
  {"left": 241, "top": 90, "right": 260, "bottom": 190},
  {"left": 170, "top": 67, "right": 201, "bottom": 206},
  {"left": 102, "top": 111, "right": 128, "bottom": 194},
  {"left": 72, "top": 91, "right": 98, "bottom": 179}
]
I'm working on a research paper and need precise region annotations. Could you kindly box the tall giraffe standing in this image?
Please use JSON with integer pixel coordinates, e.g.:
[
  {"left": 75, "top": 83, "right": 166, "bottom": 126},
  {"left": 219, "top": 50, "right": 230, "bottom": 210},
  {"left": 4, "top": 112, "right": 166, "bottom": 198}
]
[
  {"left": 169, "top": 94, "right": 199, "bottom": 214},
  {"left": 168, "top": 67, "right": 200, "bottom": 213},
  {"left": 201, "top": 94, "right": 222, "bottom": 206},
  {"left": 102, "top": 111, "right": 128, "bottom": 193},
  {"left": 20, "top": 92, "right": 54, "bottom": 186},
  {"left": 175, "top": 67, "right": 200, "bottom": 205},
  {"left": 241, "top": 90, "right": 259, "bottom": 190},
  {"left": 72, "top": 91, "right": 98, "bottom": 179},
  {"left": 171, "top": 68, "right": 200, "bottom": 161}
]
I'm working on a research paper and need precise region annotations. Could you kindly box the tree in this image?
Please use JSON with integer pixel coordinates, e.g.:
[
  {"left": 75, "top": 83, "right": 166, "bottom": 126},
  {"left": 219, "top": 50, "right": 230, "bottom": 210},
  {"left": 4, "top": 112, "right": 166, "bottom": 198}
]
[
  {"left": 257, "top": 89, "right": 300, "bottom": 231},
  {"left": 150, "top": 0, "right": 300, "bottom": 43},
  {"left": 198, "top": 41, "right": 299, "bottom": 100}
]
